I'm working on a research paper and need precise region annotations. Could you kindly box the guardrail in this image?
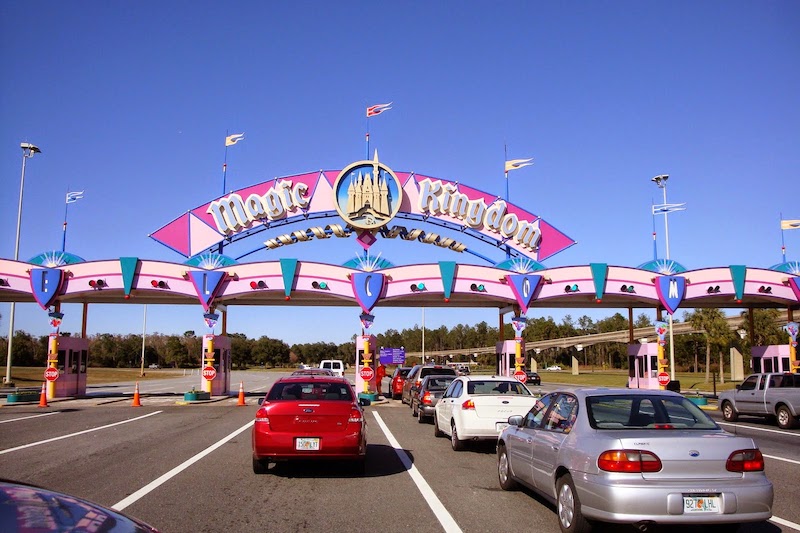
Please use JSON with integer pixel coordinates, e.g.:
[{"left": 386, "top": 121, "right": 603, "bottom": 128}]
[{"left": 406, "top": 315, "right": 755, "bottom": 359}]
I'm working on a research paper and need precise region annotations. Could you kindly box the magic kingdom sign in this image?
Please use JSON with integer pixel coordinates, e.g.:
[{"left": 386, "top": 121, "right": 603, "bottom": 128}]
[{"left": 151, "top": 153, "right": 575, "bottom": 263}]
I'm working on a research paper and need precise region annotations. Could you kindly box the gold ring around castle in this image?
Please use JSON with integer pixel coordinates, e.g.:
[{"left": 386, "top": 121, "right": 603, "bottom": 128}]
[{"left": 333, "top": 152, "right": 403, "bottom": 231}]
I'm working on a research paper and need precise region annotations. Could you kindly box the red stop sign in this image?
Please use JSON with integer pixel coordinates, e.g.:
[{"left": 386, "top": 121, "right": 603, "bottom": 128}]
[
  {"left": 359, "top": 366, "right": 375, "bottom": 381},
  {"left": 202, "top": 365, "right": 217, "bottom": 381},
  {"left": 657, "top": 372, "right": 671, "bottom": 386},
  {"left": 514, "top": 370, "right": 527, "bottom": 383},
  {"left": 44, "top": 367, "right": 59, "bottom": 382}
]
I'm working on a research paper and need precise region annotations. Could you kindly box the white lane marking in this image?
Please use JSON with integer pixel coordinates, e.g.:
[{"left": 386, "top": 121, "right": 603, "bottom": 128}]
[
  {"left": 112, "top": 419, "right": 254, "bottom": 511},
  {"left": 771, "top": 516, "right": 800, "bottom": 531},
  {"left": 0, "top": 411, "right": 162, "bottom": 455},
  {"left": 718, "top": 421, "right": 800, "bottom": 437},
  {"left": 0, "top": 411, "right": 60, "bottom": 424},
  {"left": 372, "top": 411, "right": 462, "bottom": 533},
  {"left": 764, "top": 454, "right": 800, "bottom": 466}
]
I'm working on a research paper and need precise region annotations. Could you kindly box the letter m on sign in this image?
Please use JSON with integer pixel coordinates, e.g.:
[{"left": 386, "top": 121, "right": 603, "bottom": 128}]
[{"left": 656, "top": 276, "right": 686, "bottom": 315}]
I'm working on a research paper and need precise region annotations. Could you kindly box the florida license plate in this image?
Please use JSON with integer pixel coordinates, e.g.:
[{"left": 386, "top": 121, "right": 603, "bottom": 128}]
[
  {"left": 295, "top": 437, "right": 320, "bottom": 451},
  {"left": 683, "top": 495, "right": 720, "bottom": 513}
]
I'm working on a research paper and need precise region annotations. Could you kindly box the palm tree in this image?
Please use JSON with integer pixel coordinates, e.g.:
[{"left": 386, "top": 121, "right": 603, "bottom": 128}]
[{"left": 687, "top": 308, "right": 733, "bottom": 383}]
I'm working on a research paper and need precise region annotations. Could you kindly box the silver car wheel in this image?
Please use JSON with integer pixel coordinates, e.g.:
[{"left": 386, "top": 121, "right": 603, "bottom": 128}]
[{"left": 558, "top": 478, "right": 576, "bottom": 529}]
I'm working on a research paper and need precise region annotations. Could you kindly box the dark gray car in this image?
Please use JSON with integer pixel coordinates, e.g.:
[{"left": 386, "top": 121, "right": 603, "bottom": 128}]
[{"left": 411, "top": 374, "right": 456, "bottom": 422}]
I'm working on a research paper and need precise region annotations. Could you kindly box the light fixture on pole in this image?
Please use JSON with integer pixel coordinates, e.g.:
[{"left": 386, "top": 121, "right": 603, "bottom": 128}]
[
  {"left": 651, "top": 173, "right": 686, "bottom": 381},
  {"left": 4, "top": 142, "right": 42, "bottom": 385}
]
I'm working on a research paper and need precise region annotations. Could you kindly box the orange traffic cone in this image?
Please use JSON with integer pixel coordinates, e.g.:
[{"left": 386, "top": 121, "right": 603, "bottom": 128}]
[
  {"left": 38, "top": 383, "right": 48, "bottom": 408},
  {"left": 131, "top": 381, "right": 142, "bottom": 407},
  {"left": 237, "top": 381, "right": 246, "bottom": 406}
]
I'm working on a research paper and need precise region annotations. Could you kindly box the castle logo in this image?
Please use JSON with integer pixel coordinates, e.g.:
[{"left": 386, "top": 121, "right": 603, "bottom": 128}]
[{"left": 333, "top": 152, "right": 402, "bottom": 230}]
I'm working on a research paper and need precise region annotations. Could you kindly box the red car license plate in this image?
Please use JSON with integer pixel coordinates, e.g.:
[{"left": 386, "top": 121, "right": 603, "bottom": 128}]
[{"left": 295, "top": 437, "right": 320, "bottom": 451}]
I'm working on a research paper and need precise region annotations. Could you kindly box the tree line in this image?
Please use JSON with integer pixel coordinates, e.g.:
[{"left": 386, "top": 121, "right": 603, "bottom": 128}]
[{"left": 0, "top": 309, "right": 790, "bottom": 375}]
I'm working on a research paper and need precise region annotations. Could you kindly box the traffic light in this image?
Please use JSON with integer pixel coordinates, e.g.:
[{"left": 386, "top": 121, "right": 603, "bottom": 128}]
[
  {"left": 249, "top": 280, "right": 267, "bottom": 289},
  {"left": 312, "top": 281, "right": 329, "bottom": 290},
  {"left": 564, "top": 284, "right": 579, "bottom": 293},
  {"left": 88, "top": 279, "right": 105, "bottom": 289},
  {"left": 620, "top": 284, "right": 635, "bottom": 293},
  {"left": 706, "top": 285, "right": 720, "bottom": 294},
  {"left": 410, "top": 283, "right": 426, "bottom": 292},
  {"left": 470, "top": 283, "right": 486, "bottom": 292},
  {"left": 151, "top": 280, "right": 168, "bottom": 289},
  {"left": 758, "top": 285, "right": 772, "bottom": 294}
]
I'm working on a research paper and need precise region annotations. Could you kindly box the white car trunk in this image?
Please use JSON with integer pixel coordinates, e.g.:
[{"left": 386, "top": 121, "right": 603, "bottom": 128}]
[{"left": 472, "top": 396, "right": 538, "bottom": 419}]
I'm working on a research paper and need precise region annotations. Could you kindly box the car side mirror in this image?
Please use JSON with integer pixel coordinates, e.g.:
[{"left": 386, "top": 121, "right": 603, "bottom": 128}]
[
  {"left": 507, "top": 415, "right": 524, "bottom": 427},
  {"left": 735, "top": 384, "right": 741, "bottom": 391}
]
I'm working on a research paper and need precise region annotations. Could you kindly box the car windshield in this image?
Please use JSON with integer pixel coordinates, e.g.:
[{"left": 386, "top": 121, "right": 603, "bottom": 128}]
[
  {"left": 396, "top": 368, "right": 411, "bottom": 378},
  {"left": 267, "top": 381, "right": 353, "bottom": 401},
  {"left": 586, "top": 394, "right": 718, "bottom": 430},
  {"left": 467, "top": 380, "right": 531, "bottom": 395}
]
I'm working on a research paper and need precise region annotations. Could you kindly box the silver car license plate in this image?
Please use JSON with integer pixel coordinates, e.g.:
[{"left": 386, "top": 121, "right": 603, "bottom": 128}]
[
  {"left": 683, "top": 495, "right": 720, "bottom": 513},
  {"left": 295, "top": 437, "right": 320, "bottom": 451}
]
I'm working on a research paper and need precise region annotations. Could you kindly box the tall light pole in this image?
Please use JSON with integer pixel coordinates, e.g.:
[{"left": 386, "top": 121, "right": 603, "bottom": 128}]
[
  {"left": 4, "top": 142, "right": 42, "bottom": 384},
  {"left": 651, "top": 174, "right": 685, "bottom": 381}
]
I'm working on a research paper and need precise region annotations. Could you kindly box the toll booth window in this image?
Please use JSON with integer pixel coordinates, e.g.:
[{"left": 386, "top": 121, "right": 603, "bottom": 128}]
[
  {"left": 753, "top": 357, "right": 762, "bottom": 373},
  {"left": 781, "top": 357, "right": 790, "bottom": 373},
  {"left": 649, "top": 355, "right": 658, "bottom": 377},
  {"left": 80, "top": 350, "right": 88, "bottom": 373},
  {"left": 57, "top": 350, "right": 66, "bottom": 372},
  {"left": 763, "top": 358, "right": 774, "bottom": 373},
  {"left": 70, "top": 350, "right": 78, "bottom": 373}
]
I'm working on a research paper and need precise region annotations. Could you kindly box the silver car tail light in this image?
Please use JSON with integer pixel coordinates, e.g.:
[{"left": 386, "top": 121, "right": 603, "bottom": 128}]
[
  {"left": 726, "top": 449, "right": 765, "bottom": 472},
  {"left": 598, "top": 449, "right": 663, "bottom": 473}
]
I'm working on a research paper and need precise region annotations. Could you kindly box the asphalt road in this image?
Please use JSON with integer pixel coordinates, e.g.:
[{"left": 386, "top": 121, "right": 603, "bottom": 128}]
[{"left": 0, "top": 372, "right": 797, "bottom": 533}]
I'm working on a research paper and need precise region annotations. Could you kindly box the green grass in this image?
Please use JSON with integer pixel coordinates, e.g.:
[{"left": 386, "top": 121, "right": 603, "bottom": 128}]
[
  {"left": 5, "top": 367, "right": 185, "bottom": 387},
  {"left": 533, "top": 369, "right": 737, "bottom": 392}
]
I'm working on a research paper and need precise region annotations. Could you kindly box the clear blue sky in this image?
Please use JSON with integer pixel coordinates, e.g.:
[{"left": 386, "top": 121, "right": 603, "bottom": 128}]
[{"left": 2, "top": 2, "right": 798, "bottom": 345}]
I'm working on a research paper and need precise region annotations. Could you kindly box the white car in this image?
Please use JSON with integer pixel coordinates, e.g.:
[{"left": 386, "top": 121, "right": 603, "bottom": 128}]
[
  {"left": 319, "top": 359, "right": 345, "bottom": 377},
  {"left": 434, "top": 376, "right": 539, "bottom": 451},
  {"left": 545, "top": 365, "right": 562, "bottom": 371}
]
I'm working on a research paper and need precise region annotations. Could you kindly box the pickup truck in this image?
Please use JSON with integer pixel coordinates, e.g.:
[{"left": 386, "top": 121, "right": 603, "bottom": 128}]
[{"left": 718, "top": 372, "right": 800, "bottom": 429}]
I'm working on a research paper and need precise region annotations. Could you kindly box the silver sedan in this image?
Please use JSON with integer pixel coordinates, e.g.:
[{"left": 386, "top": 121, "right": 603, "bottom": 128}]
[{"left": 497, "top": 388, "right": 773, "bottom": 533}]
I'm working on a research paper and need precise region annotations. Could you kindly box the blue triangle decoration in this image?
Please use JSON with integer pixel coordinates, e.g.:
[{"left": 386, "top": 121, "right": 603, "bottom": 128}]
[
  {"left": 120, "top": 257, "right": 139, "bottom": 297},
  {"left": 351, "top": 272, "right": 385, "bottom": 313},
  {"left": 729, "top": 265, "right": 747, "bottom": 301},
  {"left": 439, "top": 261, "right": 457, "bottom": 299},
  {"left": 507, "top": 274, "right": 542, "bottom": 314},
  {"left": 590, "top": 263, "right": 608, "bottom": 301},
  {"left": 280, "top": 258, "right": 298, "bottom": 298},
  {"left": 29, "top": 268, "right": 64, "bottom": 310},
  {"left": 655, "top": 275, "right": 686, "bottom": 315},
  {"left": 188, "top": 270, "right": 227, "bottom": 311}
]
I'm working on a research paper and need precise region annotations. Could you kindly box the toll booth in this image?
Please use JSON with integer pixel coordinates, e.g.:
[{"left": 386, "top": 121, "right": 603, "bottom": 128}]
[
  {"left": 53, "top": 337, "right": 89, "bottom": 397},
  {"left": 202, "top": 335, "right": 231, "bottom": 396},
  {"left": 751, "top": 345, "right": 796, "bottom": 374},
  {"left": 628, "top": 343, "right": 660, "bottom": 389},
  {"left": 495, "top": 340, "right": 523, "bottom": 377},
  {"left": 355, "top": 335, "right": 377, "bottom": 395}
]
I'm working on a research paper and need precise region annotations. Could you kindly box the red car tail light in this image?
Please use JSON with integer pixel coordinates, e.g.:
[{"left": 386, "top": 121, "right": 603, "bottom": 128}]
[
  {"left": 598, "top": 450, "right": 662, "bottom": 473},
  {"left": 254, "top": 407, "right": 270, "bottom": 425},
  {"left": 348, "top": 408, "right": 363, "bottom": 424},
  {"left": 461, "top": 399, "right": 475, "bottom": 410},
  {"left": 422, "top": 392, "right": 433, "bottom": 404},
  {"left": 726, "top": 449, "right": 765, "bottom": 472}
]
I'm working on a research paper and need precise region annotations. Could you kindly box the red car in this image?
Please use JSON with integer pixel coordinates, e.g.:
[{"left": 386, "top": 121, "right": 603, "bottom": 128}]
[
  {"left": 252, "top": 376, "right": 368, "bottom": 474},
  {"left": 390, "top": 366, "right": 412, "bottom": 400}
]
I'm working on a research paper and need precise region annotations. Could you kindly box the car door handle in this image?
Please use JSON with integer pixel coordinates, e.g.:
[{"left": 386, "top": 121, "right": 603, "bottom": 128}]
[
  {"left": 526, "top": 438, "right": 532, "bottom": 443},
  {"left": 552, "top": 446, "right": 559, "bottom": 451}
]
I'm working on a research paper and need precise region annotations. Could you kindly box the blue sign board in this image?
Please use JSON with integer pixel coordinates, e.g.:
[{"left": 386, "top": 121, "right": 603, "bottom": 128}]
[{"left": 379, "top": 347, "right": 406, "bottom": 365}]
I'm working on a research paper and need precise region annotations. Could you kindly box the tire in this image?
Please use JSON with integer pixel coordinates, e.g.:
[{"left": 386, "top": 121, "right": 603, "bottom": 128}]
[
  {"left": 721, "top": 401, "right": 739, "bottom": 422},
  {"left": 434, "top": 415, "right": 445, "bottom": 437},
  {"left": 451, "top": 421, "right": 465, "bottom": 451},
  {"left": 556, "top": 474, "right": 592, "bottom": 533},
  {"left": 252, "top": 457, "right": 268, "bottom": 475},
  {"left": 497, "top": 445, "right": 519, "bottom": 490},
  {"left": 412, "top": 401, "right": 418, "bottom": 417},
  {"left": 418, "top": 411, "right": 427, "bottom": 424},
  {"left": 776, "top": 405, "right": 798, "bottom": 429}
]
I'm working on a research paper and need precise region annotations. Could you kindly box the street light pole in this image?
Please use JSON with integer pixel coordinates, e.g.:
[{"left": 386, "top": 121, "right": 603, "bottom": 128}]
[
  {"left": 4, "top": 143, "right": 41, "bottom": 385},
  {"left": 651, "top": 174, "right": 685, "bottom": 382}
]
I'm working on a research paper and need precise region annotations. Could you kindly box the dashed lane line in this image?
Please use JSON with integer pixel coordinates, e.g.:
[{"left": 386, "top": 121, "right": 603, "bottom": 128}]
[
  {"left": 0, "top": 411, "right": 60, "bottom": 424},
  {"left": 0, "top": 411, "right": 162, "bottom": 455},
  {"left": 112, "top": 419, "right": 254, "bottom": 511},
  {"left": 372, "top": 411, "right": 462, "bottom": 533}
]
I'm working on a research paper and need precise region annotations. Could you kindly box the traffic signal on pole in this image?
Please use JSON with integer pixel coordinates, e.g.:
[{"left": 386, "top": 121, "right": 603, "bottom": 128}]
[
  {"left": 88, "top": 279, "right": 105, "bottom": 289},
  {"left": 250, "top": 280, "right": 267, "bottom": 289},
  {"left": 620, "top": 284, "right": 635, "bottom": 293},
  {"left": 410, "top": 283, "right": 426, "bottom": 292},
  {"left": 470, "top": 283, "right": 486, "bottom": 292},
  {"left": 151, "top": 280, "right": 168, "bottom": 289},
  {"left": 564, "top": 284, "right": 579, "bottom": 293},
  {"left": 312, "top": 281, "right": 328, "bottom": 290}
]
